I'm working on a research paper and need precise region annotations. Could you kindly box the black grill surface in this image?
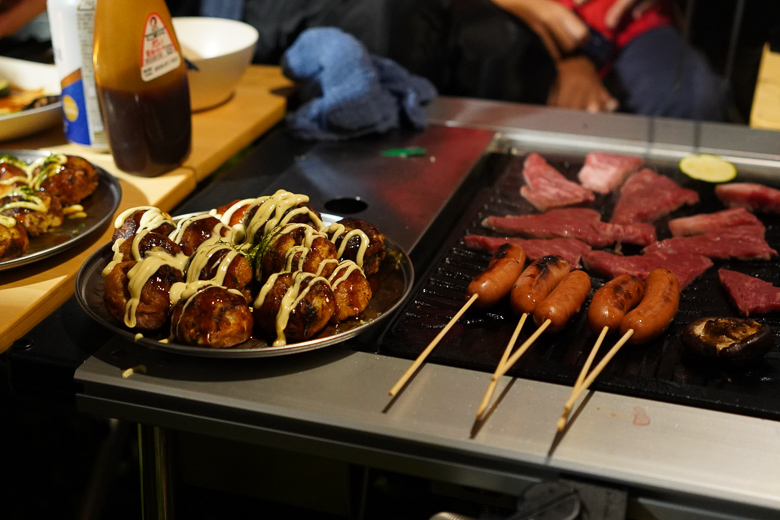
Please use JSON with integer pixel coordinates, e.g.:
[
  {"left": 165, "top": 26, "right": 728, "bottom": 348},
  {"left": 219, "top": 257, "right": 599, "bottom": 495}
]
[{"left": 381, "top": 151, "right": 780, "bottom": 420}]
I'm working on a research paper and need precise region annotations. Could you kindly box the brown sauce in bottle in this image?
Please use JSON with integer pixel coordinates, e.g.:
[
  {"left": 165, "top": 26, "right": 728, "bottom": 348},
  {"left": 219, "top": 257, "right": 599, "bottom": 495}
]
[{"left": 98, "top": 76, "right": 191, "bottom": 177}]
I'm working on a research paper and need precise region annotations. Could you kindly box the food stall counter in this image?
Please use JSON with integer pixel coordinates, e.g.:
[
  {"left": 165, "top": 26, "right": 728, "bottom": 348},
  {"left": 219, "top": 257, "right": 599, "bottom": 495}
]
[{"left": 68, "top": 97, "right": 780, "bottom": 519}]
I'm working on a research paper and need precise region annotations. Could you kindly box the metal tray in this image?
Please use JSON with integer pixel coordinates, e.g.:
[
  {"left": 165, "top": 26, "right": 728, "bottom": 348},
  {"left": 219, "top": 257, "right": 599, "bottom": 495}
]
[{"left": 0, "top": 150, "right": 121, "bottom": 270}]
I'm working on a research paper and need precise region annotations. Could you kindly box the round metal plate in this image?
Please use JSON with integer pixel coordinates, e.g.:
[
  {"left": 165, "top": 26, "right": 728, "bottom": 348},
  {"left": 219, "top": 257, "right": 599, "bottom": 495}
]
[
  {"left": 75, "top": 220, "right": 414, "bottom": 358},
  {"left": 0, "top": 150, "right": 121, "bottom": 270}
]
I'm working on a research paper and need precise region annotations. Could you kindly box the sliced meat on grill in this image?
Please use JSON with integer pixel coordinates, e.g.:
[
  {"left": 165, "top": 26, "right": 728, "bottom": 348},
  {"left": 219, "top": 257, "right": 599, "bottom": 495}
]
[
  {"left": 463, "top": 235, "right": 591, "bottom": 268},
  {"left": 610, "top": 169, "right": 699, "bottom": 224},
  {"left": 482, "top": 208, "right": 656, "bottom": 248},
  {"left": 583, "top": 249, "right": 712, "bottom": 289},
  {"left": 643, "top": 225, "right": 776, "bottom": 261},
  {"left": 715, "top": 182, "right": 780, "bottom": 214},
  {"left": 520, "top": 153, "right": 595, "bottom": 212},
  {"left": 719, "top": 269, "right": 780, "bottom": 316},
  {"left": 577, "top": 152, "right": 644, "bottom": 194},
  {"left": 668, "top": 207, "right": 763, "bottom": 237}
]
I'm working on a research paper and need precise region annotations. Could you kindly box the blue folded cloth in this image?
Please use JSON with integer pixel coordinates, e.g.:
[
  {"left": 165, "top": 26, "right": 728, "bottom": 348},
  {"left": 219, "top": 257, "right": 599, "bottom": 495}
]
[{"left": 281, "top": 27, "right": 437, "bottom": 141}]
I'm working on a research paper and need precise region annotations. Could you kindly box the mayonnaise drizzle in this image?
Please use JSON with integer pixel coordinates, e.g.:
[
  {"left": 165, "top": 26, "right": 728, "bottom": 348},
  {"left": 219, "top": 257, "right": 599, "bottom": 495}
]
[
  {"left": 29, "top": 154, "right": 67, "bottom": 190},
  {"left": 168, "top": 213, "right": 233, "bottom": 247},
  {"left": 113, "top": 206, "right": 173, "bottom": 233},
  {"left": 327, "top": 223, "right": 370, "bottom": 268},
  {"left": 185, "top": 242, "right": 239, "bottom": 286},
  {"left": 244, "top": 189, "right": 324, "bottom": 244},
  {"left": 0, "top": 188, "right": 47, "bottom": 215},
  {"left": 328, "top": 260, "right": 364, "bottom": 289},
  {"left": 209, "top": 198, "right": 255, "bottom": 243},
  {"left": 254, "top": 271, "right": 329, "bottom": 347}
]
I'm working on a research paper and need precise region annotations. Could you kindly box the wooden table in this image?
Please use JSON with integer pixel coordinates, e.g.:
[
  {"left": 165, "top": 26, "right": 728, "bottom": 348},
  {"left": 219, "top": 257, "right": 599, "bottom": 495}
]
[{"left": 0, "top": 65, "right": 292, "bottom": 354}]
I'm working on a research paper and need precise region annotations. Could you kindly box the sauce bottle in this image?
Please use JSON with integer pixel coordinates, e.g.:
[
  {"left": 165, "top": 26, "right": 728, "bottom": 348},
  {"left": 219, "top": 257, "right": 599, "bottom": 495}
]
[{"left": 92, "top": 0, "right": 191, "bottom": 177}]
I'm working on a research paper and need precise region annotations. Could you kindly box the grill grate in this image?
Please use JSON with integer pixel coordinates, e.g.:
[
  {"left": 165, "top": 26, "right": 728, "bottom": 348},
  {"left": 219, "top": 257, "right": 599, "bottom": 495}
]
[{"left": 381, "top": 151, "right": 780, "bottom": 420}]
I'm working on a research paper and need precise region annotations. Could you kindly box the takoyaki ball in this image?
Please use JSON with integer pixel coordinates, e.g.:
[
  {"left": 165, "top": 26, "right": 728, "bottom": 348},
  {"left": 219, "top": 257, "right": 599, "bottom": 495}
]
[
  {"left": 114, "top": 231, "right": 185, "bottom": 262},
  {"left": 0, "top": 219, "right": 29, "bottom": 260},
  {"left": 211, "top": 199, "right": 252, "bottom": 229},
  {"left": 103, "top": 259, "right": 184, "bottom": 330},
  {"left": 328, "top": 218, "right": 386, "bottom": 276},
  {"left": 253, "top": 272, "right": 336, "bottom": 345},
  {"left": 256, "top": 224, "right": 338, "bottom": 281},
  {"left": 170, "top": 285, "right": 253, "bottom": 348},
  {"left": 0, "top": 158, "right": 29, "bottom": 197},
  {"left": 187, "top": 243, "right": 253, "bottom": 298},
  {"left": 31, "top": 154, "right": 98, "bottom": 206},
  {"left": 170, "top": 214, "right": 232, "bottom": 256},
  {"left": 243, "top": 192, "right": 322, "bottom": 244},
  {"left": 328, "top": 261, "right": 372, "bottom": 323},
  {"left": 0, "top": 188, "right": 63, "bottom": 237},
  {"left": 112, "top": 207, "right": 176, "bottom": 242}
]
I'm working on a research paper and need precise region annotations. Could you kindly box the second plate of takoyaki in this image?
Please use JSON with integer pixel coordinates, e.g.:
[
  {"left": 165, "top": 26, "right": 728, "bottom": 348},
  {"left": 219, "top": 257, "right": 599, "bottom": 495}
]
[{"left": 0, "top": 150, "right": 121, "bottom": 270}]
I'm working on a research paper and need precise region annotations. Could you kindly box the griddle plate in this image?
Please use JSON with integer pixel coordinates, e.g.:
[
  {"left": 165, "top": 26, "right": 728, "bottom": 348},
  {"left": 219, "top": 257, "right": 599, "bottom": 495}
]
[{"left": 382, "top": 152, "right": 780, "bottom": 421}]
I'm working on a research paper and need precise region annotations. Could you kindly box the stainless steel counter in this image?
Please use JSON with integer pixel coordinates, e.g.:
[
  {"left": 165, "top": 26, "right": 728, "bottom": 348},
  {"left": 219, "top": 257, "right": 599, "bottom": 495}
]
[{"left": 75, "top": 97, "right": 780, "bottom": 519}]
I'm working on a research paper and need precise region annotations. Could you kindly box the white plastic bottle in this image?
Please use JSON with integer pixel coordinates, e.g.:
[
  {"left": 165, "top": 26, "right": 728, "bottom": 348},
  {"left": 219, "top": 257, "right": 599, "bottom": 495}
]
[{"left": 47, "top": 0, "right": 107, "bottom": 150}]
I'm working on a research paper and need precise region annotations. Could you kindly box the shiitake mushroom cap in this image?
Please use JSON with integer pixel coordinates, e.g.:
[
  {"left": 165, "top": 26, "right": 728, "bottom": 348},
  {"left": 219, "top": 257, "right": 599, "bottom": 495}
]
[{"left": 682, "top": 316, "right": 774, "bottom": 367}]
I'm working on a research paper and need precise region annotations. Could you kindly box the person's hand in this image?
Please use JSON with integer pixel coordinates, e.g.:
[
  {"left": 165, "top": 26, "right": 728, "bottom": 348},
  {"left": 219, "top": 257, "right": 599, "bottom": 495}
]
[
  {"left": 547, "top": 55, "right": 618, "bottom": 112},
  {"left": 573, "top": 0, "right": 657, "bottom": 30},
  {"left": 0, "top": 0, "right": 46, "bottom": 39},
  {"left": 492, "top": 0, "right": 589, "bottom": 60}
]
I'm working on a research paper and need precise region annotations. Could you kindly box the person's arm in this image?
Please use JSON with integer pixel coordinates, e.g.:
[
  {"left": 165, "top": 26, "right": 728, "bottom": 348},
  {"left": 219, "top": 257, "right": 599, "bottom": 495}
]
[
  {"left": 0, "top": 0, "right": 47, "bottom": 38},
  {"left": 491, "top": 0, "right": 617, "bottom": 112},
  {"left": 491, "top": 0, "right": 588, "bottom": 60},
  {"left": 548, "top": 55, "right": 618, "bottom": 112}
]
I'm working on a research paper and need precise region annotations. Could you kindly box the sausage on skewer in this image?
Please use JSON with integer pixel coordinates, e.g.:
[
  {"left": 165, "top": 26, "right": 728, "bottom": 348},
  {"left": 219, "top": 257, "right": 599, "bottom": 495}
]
[
  {"left": 389, "top": 242, "right": 527, "bottom": 397},
  {"left": 587, "top": 274, "right": 645, "bottom": 334},
  {"left": 620, "top": 268, "right": 680, "bottom": 344},
  {"left": 467, "top": 242, "right": 527, "bottom": 308},
  {"left": 533, "top": 270, "right": 592, "bottom": 332},
  {"left": 557, "top": 269, "right": 680, "bottom": 431},
  {"left": 510, "top": 255, "right": 572, "bottom": 316},
  {"left": 478, "top": 257, "right": 579, "bottom": 419}
]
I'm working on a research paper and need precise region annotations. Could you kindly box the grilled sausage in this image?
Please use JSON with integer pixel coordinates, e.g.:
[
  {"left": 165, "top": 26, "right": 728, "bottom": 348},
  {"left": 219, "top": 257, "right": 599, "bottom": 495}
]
[
  {"left": 587, "top": 274, "right": 645, "bottom": 334},
  {"left": 620, "top": 268, "right": 680, "bottom": 344},
  {"left": 533, "top": 269, "right": 591, "bottom": 331},
  {"left": 510, "top": 255, "right": 571, "bottom": 316},
  {"left": 466, "top": 242, "right": 526, "bottom": 308}
]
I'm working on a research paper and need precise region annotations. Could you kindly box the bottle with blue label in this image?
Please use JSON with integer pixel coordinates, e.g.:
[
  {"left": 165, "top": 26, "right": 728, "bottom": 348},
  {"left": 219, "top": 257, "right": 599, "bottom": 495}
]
[{"left": 47, "top": 0, "right": 108, "bottom": 150}]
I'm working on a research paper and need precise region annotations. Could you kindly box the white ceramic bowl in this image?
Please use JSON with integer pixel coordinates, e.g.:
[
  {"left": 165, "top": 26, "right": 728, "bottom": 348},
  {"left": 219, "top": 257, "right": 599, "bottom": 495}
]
[{"left": 172, "top": 17, "right": 259, "bottom": 112}]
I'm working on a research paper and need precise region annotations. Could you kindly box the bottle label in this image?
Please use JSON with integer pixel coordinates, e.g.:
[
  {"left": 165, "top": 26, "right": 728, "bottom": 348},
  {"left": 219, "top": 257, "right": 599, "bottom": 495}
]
[{"left": 140, "top": 12, "right": 181, "bottom": 82}]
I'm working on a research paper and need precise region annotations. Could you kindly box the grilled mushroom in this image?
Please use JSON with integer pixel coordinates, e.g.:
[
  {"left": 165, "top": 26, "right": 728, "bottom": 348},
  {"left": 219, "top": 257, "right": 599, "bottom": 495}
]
[{"left": 682, "top": 316, "right": 774, "bottom": 366}]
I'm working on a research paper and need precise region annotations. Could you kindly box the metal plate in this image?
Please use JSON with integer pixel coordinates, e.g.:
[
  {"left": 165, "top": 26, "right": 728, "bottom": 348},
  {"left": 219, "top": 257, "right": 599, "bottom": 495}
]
[
  {"left": 0, "top": 150, "right": 121, "bottom": 270},
  {"left": 0, "top": 57, "right": 62, "bottom": 141},
  {"left": 74, "top": 219, "right": 414, "bottom": 358}
]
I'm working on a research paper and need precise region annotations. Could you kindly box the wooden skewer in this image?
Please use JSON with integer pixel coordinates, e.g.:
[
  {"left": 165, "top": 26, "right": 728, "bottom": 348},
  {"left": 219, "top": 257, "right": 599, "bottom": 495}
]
[
  {"left": 556, "top": 328, "right": 634, "bottom": 431},
  {"left": 475, "top": 313, "right": 528, "bottom": 419},
  {"left": 484, "top": 314, "right": 552, "bottom": 381},
  {"left": 388, "top": 293, "right": 479, "bottom": 397},
  {"left": 491, "top": 318, "right": 552, "bottom": 381},
  {"left": 553, "top": 325, "right": 608, "bottom": 429},
  {"left": 574, "top": 326, "right": 608, "bottom": 391}
]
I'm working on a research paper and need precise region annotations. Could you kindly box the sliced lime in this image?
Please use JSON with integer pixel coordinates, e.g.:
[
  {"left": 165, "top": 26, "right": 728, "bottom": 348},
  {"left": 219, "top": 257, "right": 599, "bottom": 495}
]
[{"left": 679, "top": 154, "right": 737, "bottom": 183}]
